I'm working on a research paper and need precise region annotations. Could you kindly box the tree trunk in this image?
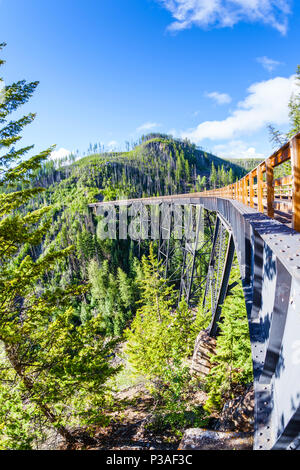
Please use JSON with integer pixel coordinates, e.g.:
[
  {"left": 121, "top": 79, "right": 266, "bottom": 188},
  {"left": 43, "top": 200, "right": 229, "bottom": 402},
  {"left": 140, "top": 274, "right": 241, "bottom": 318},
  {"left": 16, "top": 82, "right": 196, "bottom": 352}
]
[{"left": 5, "top": 344, "right": 76, "bottom": 446}]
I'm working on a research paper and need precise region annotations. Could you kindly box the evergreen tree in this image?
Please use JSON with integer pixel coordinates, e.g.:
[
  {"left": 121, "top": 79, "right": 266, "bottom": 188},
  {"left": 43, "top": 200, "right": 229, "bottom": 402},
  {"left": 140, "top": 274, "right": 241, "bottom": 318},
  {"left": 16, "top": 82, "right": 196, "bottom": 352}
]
[
  {"left": 287, "top": 65, "right": 300, "bottom": 139},
  {"left": 125, "top": 246, "right": 196, "bottom": 388},
  {"left": 0, "top": 43, "right": 117, "bottom": 447},
  {"left": 88, "top": 259, "right": 135, "bottom": 335},
  {"left": 228, "top": 168, "right": 234, "bottom": 185},
  {"left": 267, "top": 124, "right": 286, "bottom": 149},
  {"left": 203, "top": 263, "right": 253, "bottom": 413},
  {"left": 209, "top": 162, "right": 217, "bottom": 189},
  {"left": 267, "top": 65, "right": 300, "bottom": 145}
]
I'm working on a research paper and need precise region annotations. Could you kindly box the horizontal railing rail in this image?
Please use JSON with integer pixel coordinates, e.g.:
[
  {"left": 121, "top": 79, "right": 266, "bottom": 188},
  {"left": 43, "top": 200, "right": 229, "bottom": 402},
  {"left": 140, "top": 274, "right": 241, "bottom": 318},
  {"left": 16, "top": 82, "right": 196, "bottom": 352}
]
[{"left": 199, "top": 132, "right": 300, "bottom": 231}]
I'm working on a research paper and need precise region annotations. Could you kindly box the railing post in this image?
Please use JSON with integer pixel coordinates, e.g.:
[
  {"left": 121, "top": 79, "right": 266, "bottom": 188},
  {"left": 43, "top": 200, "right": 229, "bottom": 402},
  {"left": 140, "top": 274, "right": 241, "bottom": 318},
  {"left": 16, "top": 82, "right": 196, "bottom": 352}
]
[
  {"left": 241, "top": 178, "right": 244, "bottom": 204},
  {"left": 241, "top": 180, "right": 243, "bottom": 202},
  {"left": 257, "top": 165, "right": 264, "bottom": 213},
  {"left": 291, "top": 136, "right": 300, "bottom": 232},
  {"left": 249, "top": 172, "right": 254, "bottom": 208},
  {"left": 266, "top": 158, "right": 274, "bottom": 218}
]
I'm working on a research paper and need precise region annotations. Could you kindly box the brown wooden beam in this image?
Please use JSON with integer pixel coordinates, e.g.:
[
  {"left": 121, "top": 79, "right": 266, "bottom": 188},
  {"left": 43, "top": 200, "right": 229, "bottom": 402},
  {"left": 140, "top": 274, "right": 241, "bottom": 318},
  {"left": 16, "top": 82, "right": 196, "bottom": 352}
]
[{"left": 291, "top": 136, "right": 300, "bottom": 232}]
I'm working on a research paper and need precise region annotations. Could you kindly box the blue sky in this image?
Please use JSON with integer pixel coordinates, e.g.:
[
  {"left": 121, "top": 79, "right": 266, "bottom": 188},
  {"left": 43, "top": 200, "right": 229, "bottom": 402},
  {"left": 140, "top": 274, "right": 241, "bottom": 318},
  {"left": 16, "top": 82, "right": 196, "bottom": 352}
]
[{"left": 0, "top": 0, "right": 299, "bottom": 160}]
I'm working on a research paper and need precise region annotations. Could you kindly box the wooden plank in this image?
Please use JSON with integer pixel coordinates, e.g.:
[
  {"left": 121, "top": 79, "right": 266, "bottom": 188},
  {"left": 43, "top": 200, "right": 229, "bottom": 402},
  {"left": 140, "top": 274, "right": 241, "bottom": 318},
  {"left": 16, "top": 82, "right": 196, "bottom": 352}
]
[
  {"left": 249, "top": 173, "right": 254, "bottom": 208},
  {"left": 269, "top": 144, "right": 291, "bottom": 168},
  {"left": 245, "top": 177, "right": 248, "bottom": 205},
  {"left": 242, "top": 178, "right": 246, "bottom": 204},
  {"left": 273, "top": 175, "right": 293, "bottom": 186},
  {"left": 291, "top": 136, "right": 300, "bottom": 232},
  {"left": 257, "top": 165, "right": 264, "bottom": 213},
  {"left": 266, "top": 158, "right": 274, "bottom": 218}
]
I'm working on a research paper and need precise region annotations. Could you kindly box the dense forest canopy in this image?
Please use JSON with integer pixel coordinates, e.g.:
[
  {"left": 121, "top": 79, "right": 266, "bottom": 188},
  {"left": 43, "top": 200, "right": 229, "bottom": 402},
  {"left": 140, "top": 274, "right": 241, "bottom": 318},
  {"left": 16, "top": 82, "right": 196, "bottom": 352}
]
[{"left": 0, "top": 42, "right": 260, "bottom": 450}]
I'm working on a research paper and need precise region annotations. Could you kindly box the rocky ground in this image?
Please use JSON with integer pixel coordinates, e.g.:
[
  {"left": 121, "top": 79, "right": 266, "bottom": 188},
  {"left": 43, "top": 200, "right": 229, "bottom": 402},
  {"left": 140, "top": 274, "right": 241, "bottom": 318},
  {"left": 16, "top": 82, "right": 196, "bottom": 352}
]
[
  {"left": 57, "top": 383, "right": 210, "bottom": 450},
  {"left": 57, "top": 383, "right": 254, "bottom": 450},
  {"left": 43, "top": 333, "right": 255, "bottom": 451}
]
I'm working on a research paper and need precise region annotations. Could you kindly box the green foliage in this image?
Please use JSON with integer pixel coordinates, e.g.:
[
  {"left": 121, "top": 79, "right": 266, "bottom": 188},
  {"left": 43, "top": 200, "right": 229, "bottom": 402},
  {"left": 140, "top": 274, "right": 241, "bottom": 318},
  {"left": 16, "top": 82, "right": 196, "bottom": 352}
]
[
  {"left": 226, "top": 158, "right": 263, "bottom": 172},
  {"left": 124, "top": 247, "right": 200, "bottom": 435},
  {"left": 0, "top": 43, "right": 118, "bottom": 448},
  {"left": 148, "top": 408, "right": 209, "bottom": 440},
  {"left": 9, "top": 127, "right": 245, "bottom": 343},
  {"left": 209, "top": 162, "right": 217, "bottom": 189},
  {"left": 88, "top": 258, "right": 137, "bottom": 335},
  {"left": 0, "top": 351, "right": 44, "bottom": 450},
  {"left": 195, "top": 299, "right": 212, "bottom": 332},
  {"left": 287, "top": 65, "right": 300, "bottom": 139},
  {"left": 0, "top": 43, "right": 254, "bottom": 449},
  {"left": 267, "top": 64, "right": 300, "bottom": 147},
  {"left": 204, "top": 263, "right": 253, "bottom": 413},
  {"left": 125, "top": 246, "right": 197, "bottom": 385},
  {"left": 268, "top": 124, "right": 286, "bottom": 149}
]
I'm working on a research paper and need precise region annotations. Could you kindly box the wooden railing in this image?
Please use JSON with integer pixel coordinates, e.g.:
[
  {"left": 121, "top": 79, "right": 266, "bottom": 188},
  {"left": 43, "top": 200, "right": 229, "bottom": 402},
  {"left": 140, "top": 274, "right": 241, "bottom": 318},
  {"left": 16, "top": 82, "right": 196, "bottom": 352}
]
[{"left": 199, "top": 132, "right": 300, "bottom": 231}]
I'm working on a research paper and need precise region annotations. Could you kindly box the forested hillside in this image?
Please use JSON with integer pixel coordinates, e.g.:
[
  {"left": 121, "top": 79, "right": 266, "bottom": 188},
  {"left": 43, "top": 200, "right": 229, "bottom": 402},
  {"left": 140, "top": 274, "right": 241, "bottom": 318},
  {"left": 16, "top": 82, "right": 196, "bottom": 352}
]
[
  {"left": 0, "top": 40, "right": 252, "bottom": 449},
  {"left": 1, "top": 0, "right": 299, "bottom": 450},
  {"left": 226, "top": 158, "right": 263, "bottom": 172},
  {"left": 19, "top": 133, "right": 247, "bottom": 333}
]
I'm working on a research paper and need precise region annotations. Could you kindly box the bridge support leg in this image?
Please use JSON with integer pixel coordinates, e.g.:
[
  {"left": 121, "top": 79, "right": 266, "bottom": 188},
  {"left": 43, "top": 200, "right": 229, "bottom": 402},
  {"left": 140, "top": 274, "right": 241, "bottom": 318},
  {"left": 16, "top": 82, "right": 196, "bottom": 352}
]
[
  {"left": 209, "top": 234, "right": 235, "bottom": 337},
  {"left": 202, "top": 216, "right": 234, "bottom": 336},
  {"left": 179, "top": 205, "right": 207, "bottom": 306},
  {"left": 202, "top": 217, "right": 220, "bottom": 312},
  {"left": 158, "top": 203, "right": 172, "bottom": 278}
]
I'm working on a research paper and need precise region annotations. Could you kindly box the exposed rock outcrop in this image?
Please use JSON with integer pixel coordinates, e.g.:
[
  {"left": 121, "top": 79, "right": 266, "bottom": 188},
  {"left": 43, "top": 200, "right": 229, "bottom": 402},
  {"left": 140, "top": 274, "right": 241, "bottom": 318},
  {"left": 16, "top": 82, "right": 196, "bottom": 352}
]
[
  {"left": 190, "top": 330, "right": 216, "bottom": 378},
  {"left": 179, "top": 429, "right": 253, "bottom": 450},
  {"left": 216, "top": 385, "right": 254, "bottom": 433}
]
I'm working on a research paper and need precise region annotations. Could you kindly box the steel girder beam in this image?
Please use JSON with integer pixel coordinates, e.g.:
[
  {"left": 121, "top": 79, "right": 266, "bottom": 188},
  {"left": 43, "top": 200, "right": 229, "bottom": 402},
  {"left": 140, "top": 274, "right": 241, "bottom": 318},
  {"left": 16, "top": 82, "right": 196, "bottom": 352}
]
[
  {"left": 209, "top": 233, "right": 235, "bottom": 337},
  {"left": 157, "top": 202, "right": 174, "bottom": 278},
  {"left": 179, "top": 205, "right": 208, "bottom": 306},
  {"left": 93, "top": 200, "right": 211, "bottom": 306},
  {"left": 158, "top": 202, "right": 212, "bottom": 306},
  {"left": 90, "top": 196, "right": 300, "bottom": 450},
  {"left": 195, "top": 196, "right": 300, "bottom": 451},
  {"left": 201, "top": 215, "right": 235, "bottom": 337}
]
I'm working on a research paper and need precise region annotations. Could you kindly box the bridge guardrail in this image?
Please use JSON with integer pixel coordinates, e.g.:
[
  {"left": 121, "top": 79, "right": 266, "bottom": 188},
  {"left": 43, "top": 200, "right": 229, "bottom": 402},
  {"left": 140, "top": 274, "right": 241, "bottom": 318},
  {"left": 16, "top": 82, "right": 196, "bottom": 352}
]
[{"left": 199, "top": 132, "right": 300, "bottom": 231}]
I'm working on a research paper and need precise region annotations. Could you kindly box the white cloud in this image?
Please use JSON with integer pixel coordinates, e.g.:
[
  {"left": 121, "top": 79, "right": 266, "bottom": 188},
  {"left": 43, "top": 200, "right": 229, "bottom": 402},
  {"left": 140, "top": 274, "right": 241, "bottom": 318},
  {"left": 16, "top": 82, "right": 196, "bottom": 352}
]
[
  {"left": 136, "top": 122, "right": 161, "bottom": 132},
  {"left": 257, "top": 56, "right": 283, "bottom": 72},
  {"left": 206, "top": 91, "right": 232, "bottom": 105},
  {"left": 49, "top": 148, "right": 71, "bottom": 161},
  {"left": 107, "top": 140, "right": 119, "bottom": 151},
  {"left": 212, "top": 140, "right": 265, "bottom": 159},
  {"left": 159, "top": 0, "right": 291, "bottom": 34},
  {"left": 182, "top": 74, "right": 297, "bottom": 143}
]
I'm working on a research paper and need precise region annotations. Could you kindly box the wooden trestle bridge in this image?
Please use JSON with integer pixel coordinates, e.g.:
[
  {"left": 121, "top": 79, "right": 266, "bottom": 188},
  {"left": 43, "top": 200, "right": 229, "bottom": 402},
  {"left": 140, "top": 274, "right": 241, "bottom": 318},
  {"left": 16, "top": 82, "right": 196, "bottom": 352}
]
[{"left": 89, "top": 132, "right": 300, "bottom": 450}]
